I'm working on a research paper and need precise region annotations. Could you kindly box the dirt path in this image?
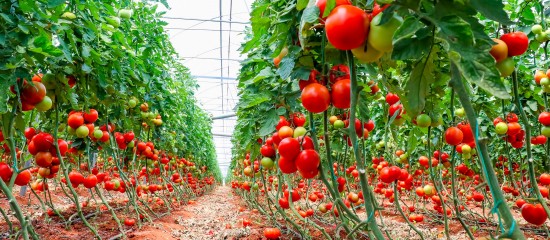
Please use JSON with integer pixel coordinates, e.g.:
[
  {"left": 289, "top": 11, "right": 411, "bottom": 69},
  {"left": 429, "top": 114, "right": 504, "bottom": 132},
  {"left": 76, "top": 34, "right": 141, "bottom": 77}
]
[{"left": 131, "top": 186, "right": 267, "bottom": 240}]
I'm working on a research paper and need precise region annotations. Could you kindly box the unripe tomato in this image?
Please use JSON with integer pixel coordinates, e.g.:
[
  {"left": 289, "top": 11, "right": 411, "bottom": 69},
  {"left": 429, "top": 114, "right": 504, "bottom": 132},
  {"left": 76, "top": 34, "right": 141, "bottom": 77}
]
[{"left": 367, "top": 13, "right": 403, "bottom": 52}]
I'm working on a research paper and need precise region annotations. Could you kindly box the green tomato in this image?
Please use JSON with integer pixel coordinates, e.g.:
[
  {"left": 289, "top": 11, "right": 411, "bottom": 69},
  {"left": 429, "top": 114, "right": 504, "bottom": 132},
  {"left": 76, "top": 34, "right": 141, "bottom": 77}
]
[
  {"left": 536, "top": 33, "right": 547, "bottom": 42},
  {"left": 496, "top": 57, "right": 515, "bottom": 77},
  {"left": 544, "top": 84, "right": 550, "bottom": 93},
  {"left": 461, "top": 145, "right": 471, "bottom": 154},
  {"left": 542, "top": 126, "right": 550, "bottom": 137},
  {"left": 541, "top": 78, "right": 550, "bottom": 86},
  {"left": 35, "top": 96, "right": 53, "bottom": 112},
  {"left": 352, "top": 42, "right": 383, "bottom": 63},
  {"left": 67, "top": 126, "right": 76, "bottom": 135},
  {"left": 462, "top": 153, "right": 471, "bottom": 160},
  {"left": 293, "top": 127, "right": 307, "bottom": 138},
  {"left": 76, "top": 125, "right": 89, "bottom": 138},
  {"left": 93, "top": 129, "right": 103, "bottom": 139},
  {"left": 392, "top": 117, "right": 406, "bottom": 126},
  {"left": 532, "top": 24, "right": 543, "bottom": 34},
  {"left": 367, "top": 13, "right": 403, "bottom": 52},
  {"left": 261, "top": 157, "right": 274, "bottom": 169},
  {"left": 333, "top": 120, "right": 345, "bottom": 129},
  {"left": 118, "top": 9, "right": 133, "bottom": 19},
  {"left": 106, "top": 16, "right": 121, "bottom": 28},
  {"left": 416, "top": 114, "right": 431, "bottom": 128},
  {"left": 455, "top": 108, "right": 465, "bottom": 118},
  {"left": 127, "top": 141, "right": 135, "bottom": 148},
  {"left": 61, "top": 12, "right": 76, "bottom": 20},
  {"left": 128, "top": 99, "right": 137, "bottom": 108},
  {"left": 495, "top": 122, "right": 508, "bottom": 135}
]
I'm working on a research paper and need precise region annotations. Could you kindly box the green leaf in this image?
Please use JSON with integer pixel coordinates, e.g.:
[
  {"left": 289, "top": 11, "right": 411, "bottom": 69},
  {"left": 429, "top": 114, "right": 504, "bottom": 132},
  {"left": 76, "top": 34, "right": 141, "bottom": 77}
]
[
  {"left": 323, "top": 0, "right": 336, "bottom": 18},
  {"left": 392, "top": 19, "right": 431, "bottom": 60},
  {"left": 47, "top": 0, "right": 66, "bottom": 7},
  {"left": 258, "top": 109, "right": 278, "bottom": 136},
  {"left": 403, "top": 54, "right": 435, "bottom": 118},
  {"left": 276, "top": 107, "right": 287, "bottom": 115},
  {"left": 277, "top": 57, "right": 295, "bottom": 79},
  {"left": 297, "top": 0, "right": 309, "bottom": 11},
  {"left": 299, "top": 4, "right": 320, "bottom": 49},
  {"left": 470, "top": 0, "right": 513, "bottom": 25}
]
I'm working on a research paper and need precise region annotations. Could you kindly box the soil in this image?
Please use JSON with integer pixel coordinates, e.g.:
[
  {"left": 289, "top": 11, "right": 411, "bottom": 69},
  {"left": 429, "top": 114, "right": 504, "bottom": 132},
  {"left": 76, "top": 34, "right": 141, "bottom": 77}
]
[{"left": 1, "top": 185, "right": 549, "bottom": 240}]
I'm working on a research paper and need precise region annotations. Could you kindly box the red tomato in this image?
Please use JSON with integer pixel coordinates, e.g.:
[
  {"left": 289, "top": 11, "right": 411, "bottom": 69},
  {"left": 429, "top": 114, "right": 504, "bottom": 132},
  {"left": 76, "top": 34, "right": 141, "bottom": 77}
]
[
  {"left": 21, "top": 81, "right": 46, "bottom": 105},
  {"left": 325, "top": 5, "right": 370, "bottom": 50},
  {"left": 67, "top": 113, "right": 84, "bottom": 129},
  {"left": 31, "top": 133, "right": 54, "bottom": 152},
  {"left": 296, "top": 136, "right": 314, "bottom": 150},
  {"left": 385, "top": 93, "right": 400, "bottom": 105},
  {"left": 275, "top": 116, "right": 290, "bottom": 131},
  {"left": 35, "top": 151, "right": 53, "bottom": 168},
  {"left": 331, "top": 79, "right": 351, "bottom": 109},
  {"left": 124, "top": 218, "right": 136, "bottom": 226},
  {"left": 301, "top": 83, "right": 330, "bottom": 113},
  {"left": 329, "top": 64, "right": 350, "bottom": 84},
  {"left": 83, "top": 175, "right": 98, "bottom": 189},
  {"left": 83, "top": 109, "right": 99, "bottom": 123},
  {"left": 539, "top": 112, "right": 550, "bottom": 126},
  {"left": 291, "top": 112, "right": 306, "bottom": 127},
  {"left": 14, "top": 170, "right": 31, "bottom": 186},
  {"left": 445, "top": 127, "right": 463, "bottom": 146},
  {"left": 299, "top": 69, "right": 321, "bottom": 90},
  {"left": 540, "top": 173, "right": 550, "bottom": 185},
  {"left": 295, "top": 150, "right": 321, "bottom": 179},
  {"left": 521, "top": 203, "right": 548, "bottom": 225},
  {"left": 278, "top": 156, "right": 297, "bottom": 174},
  {"left": 500, "top": 32, "right": 528, "bottom": 57},
  {"left": 0, "top": 163, "right": 13, "bottom": 182},
  {"left": 24, "top": 127, "right": 37, "bottom": 140},
  {"left": 68, "top": 171, "right": 84, "bottom": 186},
  {"left": 261, "top": 145, "right": 276, "bottom": 158}
]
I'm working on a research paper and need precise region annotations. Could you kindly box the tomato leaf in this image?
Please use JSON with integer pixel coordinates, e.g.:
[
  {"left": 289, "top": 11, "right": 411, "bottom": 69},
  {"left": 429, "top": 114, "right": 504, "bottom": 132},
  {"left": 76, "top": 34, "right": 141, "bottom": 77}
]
[
  {"left": 258, "top": 109, "right": 279, "bottom": 136},
  {"left": 299, "top": 3, "right": 320, "bottom": 49},
  {"left": 437, "top": 16, "right": 511, "bottom": 99},
  {"left": 392, "top": 18, "right": 431, "bottom": 60},
  {"left": 277, "top": 57, "right": 295, "bottom": 79},
  {"left": 470, "top": 0, "right": 513, "bottom": 25},
  {"left": 403, "top": 52, "right": 435, "bottom": 118},
  {"left": 323, "top": 0, "right": 336, "bottom": 18},
  {"left": 297, "top": 0, "right": 309, "bottom": 11}
]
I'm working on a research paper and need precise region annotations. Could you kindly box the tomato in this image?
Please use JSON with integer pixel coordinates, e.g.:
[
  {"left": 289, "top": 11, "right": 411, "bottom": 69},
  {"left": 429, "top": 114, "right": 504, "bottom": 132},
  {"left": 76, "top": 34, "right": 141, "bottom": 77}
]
[
  {"left": 299, "top": 70, "right": 321, "bottom": 90},
  {"left": 278, "top": 138, "right": 300, "bottom": 160},
  {"left": 0, "top": 163, "right": 13, "bottom": 182},
  {"left": 540, "top": 173, "right": 550, "bottom": 185},
  {"left": 388, "top": 104, "right": 404, "bottom": 119},
  {"left": 242, "top": 218, "right": 252, "bottom": 227},
  {"left": 35, "top": 151, "right": 53, "bottom": 168},
  {"left": 293, "top": 127, "right": 307, "bottom": 137},
  {"left": 24, "top": 127, "right": 37, "bottom": 140},
  {"left": 521, "top": 203, "right": 548, "bottom": 225},
  {"left": 263, "top": 227, "right": 282, "bottom": 239},
  {"left": 278, "top": 156, "right": 297, "bottom": 174},
  {"left": 329, "top": 64, "right": 350, "bottom": 84},
  {"left": 325, "top": 5, "right": 370, "bottom": 50},
  {"left": 278, "top": 126, "right": 294, "bottom": 139},
  {"left": 295, "top": 150, "right": 321, "bottom": 179},
  {"left": 507, "top": 122, "right": 521, "bottom": 136},
  {"left": 68, "top": 171, "right": 84, "bottom": 186},
  {"left": 352, "top": 42, "right": 383, "bottom": 63},
  {"left": 261, "top": 145, "right": 276, "bottom": 158},
  {"left": 32, "top": 132, "right": 54, "bottom": 152},
  {"left": 14, "top": 170, "right": 31, "bottom": 186},
  {"left": 35, "top": 96, "right": 52, "bottom": 112},
  {"left": 364, "top": 120, "right": 375, "bottom": 131},
  {"left": 76, "top": 125, "right": 90, "bottom": 138},
  {"left": 278, "top": 198, "right": 290, "bottom": 209},
  {"left": 284, "top": 189, "right": 301, "bottom": 202},
  {"left": 472, "top": 192, "right": 484, "bottom": 202},
  {"left": 21, "top": 81, "right": 47, "bottom": 105},
  {"left": 296, "top": 136, "right": 314, "bottom": 150},
  {"left": 535, "top": 70, "right": 548, "bottom": 85},
  {"left": 83, "top": 109, "right": 99, "bottom": 123},
  {"left": 539, "top": 112, "right": 550, "bottom": 126},
  {"left": 496, "top": 57, "right": 515, "bottom": 77},
  {"left": 516, "top": 199, "right": 526, "bottom": 208},
  {"left": 124, "top": 218, "right": 136, "bottom": 226},
  {"left": 273, "top": 56, "right": 281, "bottom": 68},
  {"left": 415, "top": 114, "right": 431, "bottom": 128},
  {"left": 385, "top": 93, "right": 400, "bottom": 105},
  {"left": 490, "top": 38, "right": 508, "bottom": 62},
  {"left": 495, "top": 122, "right": 508, "bottom": 135},
  {"left": 68, "top": 113, "right": 84, "bottom": 129},
  {"left": 500, "top": 32, "right": 528, "bottom": 56},
  {"left": 331, "top": 79, "right": 350, "bottom": 109},
  {"left": 275, "top": 116, "right": 290, "bottom": 130},
  {"left": 367, "top": 12, "right": 403, "bottom": 52},
  {"left": 316, "top": 0, "right": 351, "bottom": 19},
  {"left": 301, "top": 83, "right": 331, "bottom": 113},
  {"left": 261, "top": 157, "right": 275, "bottom": 169},
  {"left": 83, "top": 175, "right": 98, "bottom": 189},
  {"left": 445, "top": 127, "right": 463, "bottom": 146},
  {"left": 291, "top": 112, "right": 306, "bottom": 127}
]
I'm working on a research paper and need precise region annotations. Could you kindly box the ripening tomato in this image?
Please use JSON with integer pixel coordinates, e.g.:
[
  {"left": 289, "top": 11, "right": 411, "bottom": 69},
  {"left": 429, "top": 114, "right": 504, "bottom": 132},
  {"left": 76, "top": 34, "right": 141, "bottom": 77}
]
[
  {"left": 325, "top": 5, "right": 369, "bottom": 50},
  {"left": 21, "top": 81, "right": 47, "bottom": 105},
  {"left": 35, "top": 151, "right": 53, "bottom": 168},
  {"left": 500, "top": 32, "right": 528, "bottom": 56},
  {"left": 489, "top": 38, "right": 508, "bottom": 63},
  {"left": 535, "top": 70, "right": 548, "bottom": 85},
  {"left": 331, "top": 79, "right": 350, "bottom": 109},
  {"left": 301, "top": 83, "right": 330, "bottom": 113}
]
